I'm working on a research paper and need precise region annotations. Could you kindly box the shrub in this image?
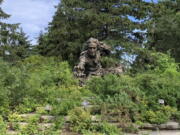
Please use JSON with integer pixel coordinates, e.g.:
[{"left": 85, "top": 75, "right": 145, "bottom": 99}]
[
  {"left": 0, "top": 55, "right": 85, "bottom": 117},
  {"left": 0, "top": 116, "right": 6, "bottom": 135},
  {"left": 100, "top": 56, "right": 119, "bottom": 68},
  {"left": 68, "top": 107, "right": 92, "bottom": 133},
  {"left": 135, "top": 70, "right": 180, "bottom": 110},
  {"left": 132, "top": 51, "right": 178, "bottom": 73},
  {"left": 87, "top": 65, "right": 180, "bottom": 124},
  {"left": 94, "top": 122, "right": 122, "bottom": 135},
  {"left": 68, "top": 107, "right": 122, "bottom": 135},
  {"left": 87, "top": 74, "right": 143, "bottom": 98},
  {"left": 86, "top": 74, "right": 146, "bottom": 124},
  {"left": 50, "top": 86, "right": 89, "bottom": 115},
  {"left": 142, "top": 106, "right": 176, "bottom": 124},
  {"left": 0, "top": 59, "right": 11, "bottom": 116}
]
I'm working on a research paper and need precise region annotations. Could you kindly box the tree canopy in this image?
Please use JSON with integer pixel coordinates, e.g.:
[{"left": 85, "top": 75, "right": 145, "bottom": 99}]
[
  {"left": 147, "top": 0, "right": 180, "bottom": 63},
  {"left": 37, "top": 0, "right": 155, "bottom": 66},
  {"left": 0, "top": 0, "right": 31, "bottom": 62}
]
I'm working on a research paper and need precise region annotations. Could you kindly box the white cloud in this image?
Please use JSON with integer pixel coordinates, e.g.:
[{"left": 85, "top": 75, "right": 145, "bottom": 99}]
[{"left": 2, "top": 0, "right": 59, "bottom": 45}]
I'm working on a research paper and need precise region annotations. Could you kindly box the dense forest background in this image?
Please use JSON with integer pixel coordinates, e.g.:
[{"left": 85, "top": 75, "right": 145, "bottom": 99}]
[{"left": 0, "top": 0, "right": 180, "bottom": 134}]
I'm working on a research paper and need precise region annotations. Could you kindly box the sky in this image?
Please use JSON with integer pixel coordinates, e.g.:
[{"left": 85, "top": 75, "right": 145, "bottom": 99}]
[
  {"left": 2, "top": 0, "right": 59, "bottom": 45},
  {"left": 1, "top": 0, "right": 157, "bottom": 45}
]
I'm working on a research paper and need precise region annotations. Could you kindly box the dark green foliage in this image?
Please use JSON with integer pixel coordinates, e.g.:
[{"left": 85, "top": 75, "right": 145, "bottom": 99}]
[
  {"left": 0, "top": 1, "right": 31, "bottom": 63},
  {"left": 142, "top": 106, "right": 176, "bottom": 124},
  {"left": 147, "top": 0, "right": 180, "bottom": 62},
  {"left": 36, "top": 31, "right": 49, "bottom": 56},
  {"left": 87, "top": 74, "right": 146, "bottom": 126},
  {"left": 133, "top": 52, "right": 180, "bottom": 110},
  {"left": 37, "top": 0, "right": 154, "bottom": 66},
  {"left": 0, "top": 59, "right": 12, "bottom": 116},
  {"left": 69, "top": 107, "right": 122, "bottom": 135},
  {"left": 50, "top": 86, "right": 85, "bottom": 115},
  {"left": 69, "top": 107, "right": 92, "bottom": 133},
  {"left": 0, "top": 0, "right": 10, "bottom": 19},
  {"left": 0, "top": 116, "right": 6, "bottom": 135},
  {"left": 100, "top": 56, "right": 119, "bottom": 68},
  {"left": 0, "top": 55, "right": 81, "bottom": 115},
  {"left": 93, "top": 122, "right": 122, "bottom": 135},
  {"left": 0, "top": 24, "right": 31, "bottom": 62},
  {"left": 132, "top": 51, "right": 177, "bottom": 73},
  {"left": 87, "top": 52, "right": 180, "bottom": 124},
  {"left": 136, "top": 70, "right": 180, "bottom": 109},
  {"left": 87, "top": 74, "right": 143, "bottom": 99}
]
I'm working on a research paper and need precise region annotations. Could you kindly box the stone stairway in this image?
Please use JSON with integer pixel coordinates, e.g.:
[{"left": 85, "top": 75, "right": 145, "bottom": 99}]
[
  {"left": 5, "top": 103, "right": 180, "bottom": 135},
  {"left": 125, "top": 130, "right": 180, "bottom": 135},
  {"left": 6, "top": 113, "right": 180, "bottom": 135},
  {"left": 6, "top": 113, "right": 57, "bottom": 134}
]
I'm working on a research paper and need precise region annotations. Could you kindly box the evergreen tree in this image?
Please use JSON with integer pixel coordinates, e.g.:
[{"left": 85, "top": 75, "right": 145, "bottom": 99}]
[
  {"left": 0, "top": 0, "right": 9, "bottom": 19},
  {"left": 38, "top": 0, "right": 154, "bottom": 66},
  {"left": 0, "top": 0, "right": 31, "bottom": 62},
  {"left": 36, "top": 31, "right": 49, "bottom": 56},
  {"left": 147, "top": 0, "right": 180, "bottom": 62}
]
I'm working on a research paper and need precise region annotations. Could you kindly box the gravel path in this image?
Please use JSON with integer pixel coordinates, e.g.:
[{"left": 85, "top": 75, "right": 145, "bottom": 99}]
[{"left": 125, "top": 130, "right": 180, "bottom": 135}]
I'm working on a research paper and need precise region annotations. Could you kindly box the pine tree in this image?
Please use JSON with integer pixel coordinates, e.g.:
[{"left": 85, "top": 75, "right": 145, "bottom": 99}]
[
  {"left": 0, "top": 0, "right": 31, "bottom": 62},
  {"left": 147, "top": 0, "right": 180, "bottom": 62},
  {"left": 36, "top": 31, "right": 49, "bottom": 56},
  {"left": 38, "top": 0, "right": 154, "bottom": 66}
]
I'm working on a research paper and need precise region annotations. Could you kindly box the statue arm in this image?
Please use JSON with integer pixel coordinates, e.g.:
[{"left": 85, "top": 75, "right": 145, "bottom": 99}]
[
  {"left": 74, "top": 52, "right": 86, "bottom": 77},
  {"left": 78, "top": 53, "right": 86, "bottom": 70},
  {"left": 98, "top": 42, "right": 111, "bottom": 56}
]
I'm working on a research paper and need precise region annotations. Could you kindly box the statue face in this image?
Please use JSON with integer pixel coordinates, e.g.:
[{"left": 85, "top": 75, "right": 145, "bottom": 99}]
[{"left": 87, "top": 42, "right": 97, "bottom": 57}]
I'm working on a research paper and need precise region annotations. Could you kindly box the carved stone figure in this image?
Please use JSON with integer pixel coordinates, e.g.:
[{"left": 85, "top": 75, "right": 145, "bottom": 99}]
[{"left": 74, "top": 37, "right": 111, "bottom": 78}]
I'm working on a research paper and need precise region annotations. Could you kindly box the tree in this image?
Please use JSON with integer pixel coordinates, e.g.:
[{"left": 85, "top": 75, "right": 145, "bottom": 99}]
[
  {"left": 36, "top": 31, "right": 49, "bottom": 56},
  {"left": 38, "top": 0, "right": 154, "bottom": 66},
  {"left": 0, "top": 0, "right": 31, "bottom": 62},
  {"left": 147, "top": 0, "right": 180, "bottom": 62},
  {"left": 0, "top": 0, "right": 9, "bottom": 19}
]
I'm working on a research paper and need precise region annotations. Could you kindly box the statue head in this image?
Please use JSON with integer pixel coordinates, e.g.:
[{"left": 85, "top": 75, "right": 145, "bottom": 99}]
[{"left": 86, "top": 38, "right": 99, "bottom": 57}]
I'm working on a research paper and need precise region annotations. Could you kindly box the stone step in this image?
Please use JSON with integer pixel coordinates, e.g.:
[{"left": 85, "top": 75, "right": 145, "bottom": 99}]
[
  {"left": 64, "top": 115, "right": 101, "bottom": 122},
  {"left": 141, "top": 121, "right": 180, "bottom": 130},
  {"left": 16, "top": 113, "right": 55, "bottom": 122},
  {"left": 65, "top": 115, "right": 180, "bottom": 130},
  {"left": 7, "top": 122, "right": 53, "bottom": 131},
  {"left": 7, "top": 129, "right": 180, "bottom": 135},
  {"left": 18, "top": 113, "right": 38, "bottom": 121},
  {"left": 6, "top": 130, "right": 18, "bottom": 135},
  {"left": 125, "top": 130, "right": 180, "bottom": 135},
  {"left": 39, "top": 115, "right": 55, "bottom": 122}
]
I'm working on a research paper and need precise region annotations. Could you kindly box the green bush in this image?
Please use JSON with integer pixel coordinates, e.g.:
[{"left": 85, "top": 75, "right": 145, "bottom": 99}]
[
  {"left": 87, "top": 74, "right": 146, "bottom": 124},
  {"left": 142, "top": 106, "right": 176, "bottom": 124},
  {"left": 0, "top": 59, "right": 12, "bottom": 116},
  {"left": 50, "top": 86, "right": 85, "bottom": 115},
  {"left": 68, "top": 107, "right": 122, "bottom": 135},
  {"left": 132, "top": 54, "right": 180, "bottom": 122},
  {"left": 87, "top": 61, "right": 180, "bottom": 123},
  {"left": 69, "top": 107, "right": 92, "bottom": 133},
  {"left": 93, "top": 122, "right": 122, "bottom": 135},
  {"left": 100, "top": 56, "right": 119, "bottom": 68},
  {"left": 0, "top": 51, "right": 179, "bottom": 131},
  {"left": 87, "top": 74, "right": 143, "bottom": 98},
  {"left": 135, "top": 70, "right": 180, "bottom": 110},
  {"left": 0, "top": 116, "right": 6, "bottom": 135},
  {"left": 132, "top": 51, "right": 178, "bottom": 73},
  {"left": 0, "top": 55, "right": 81, "bottom": 115}
]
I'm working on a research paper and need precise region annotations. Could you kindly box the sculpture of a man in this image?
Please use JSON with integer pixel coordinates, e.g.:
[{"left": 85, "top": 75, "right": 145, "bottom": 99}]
[{"left": 74, "top": 37, "right": 111, "bottom": 78}]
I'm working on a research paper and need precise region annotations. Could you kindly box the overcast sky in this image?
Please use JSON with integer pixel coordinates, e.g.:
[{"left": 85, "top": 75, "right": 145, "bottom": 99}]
[{"left": 2, "top": 0, "right": 157, "bottom": 45}]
